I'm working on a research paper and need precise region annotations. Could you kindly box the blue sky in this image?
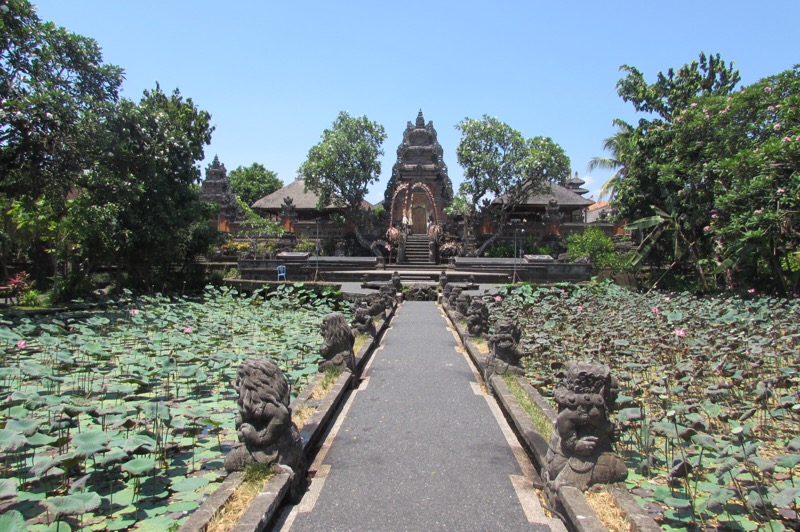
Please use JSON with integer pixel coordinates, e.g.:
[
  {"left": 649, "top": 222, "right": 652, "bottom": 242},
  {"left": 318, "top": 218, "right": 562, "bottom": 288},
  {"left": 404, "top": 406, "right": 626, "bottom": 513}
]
[{"left": 33, "top": 1, "right": 799, "bottom": 204}]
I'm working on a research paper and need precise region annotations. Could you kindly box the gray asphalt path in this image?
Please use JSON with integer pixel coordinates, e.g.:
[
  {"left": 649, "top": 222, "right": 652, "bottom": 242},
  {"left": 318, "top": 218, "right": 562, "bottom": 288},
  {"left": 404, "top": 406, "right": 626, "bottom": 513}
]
[{"left": 277, "top": 302, "right": 561, "bottom": 532}]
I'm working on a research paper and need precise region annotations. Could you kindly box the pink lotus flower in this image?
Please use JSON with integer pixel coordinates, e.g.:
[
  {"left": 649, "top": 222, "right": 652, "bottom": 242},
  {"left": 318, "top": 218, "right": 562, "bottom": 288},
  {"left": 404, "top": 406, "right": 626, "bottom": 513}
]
[
  {"left": 130, "top": 309, "right": 140, "bottom": 316},
  {"left": 577, "top": 306, "right": 584, "bottom": 311},
  {"left": 664, "top": 296, "right": 671, "bottom": 302},
  {"left": 703, "top": 226, "right": 711, "bottom": 232},
  {"left": 651, "top": 306, "right": 660, "bottom": 314},
  {"left": 783, "top": 136, "right": 792, "bottom": 142},
  {"left": 773, "top": 123, "right": 782, "bottom": 131},
  {"left": 748, "top": 288, "right": 756, "bottom": 294},
  {"left": 711, "top": 213, "right": 718, "bottom": 219},
  {"left": 559, "top": 289, "right": 566, "bottom": 294},
  {"left": 183, "top": 327, "right": 193, "bottom": 333},
  {"left": 494, "top": 296, "right": 503, "bottom": 302},
  {"left": 16, "top": 340, "right": 27, "bottom": 349},
  {"left": 754, "top": 210, "right": 763, "bottom": 215},
  {"left": 777, "top": 188, "right": 785, "bottom": 194},
  {"left": 674, "top": 329, "right": 686, "bottom": 337}
]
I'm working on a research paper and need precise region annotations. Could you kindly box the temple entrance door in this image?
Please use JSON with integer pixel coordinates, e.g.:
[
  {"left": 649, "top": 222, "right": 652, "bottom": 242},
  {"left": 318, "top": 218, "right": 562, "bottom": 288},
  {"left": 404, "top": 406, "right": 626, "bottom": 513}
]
[
  {"left": 412, "top": 206, "right": 426, "bottom": 234},
  {"left": 411, "top": 191, "right": 427, "bottom": 234}
]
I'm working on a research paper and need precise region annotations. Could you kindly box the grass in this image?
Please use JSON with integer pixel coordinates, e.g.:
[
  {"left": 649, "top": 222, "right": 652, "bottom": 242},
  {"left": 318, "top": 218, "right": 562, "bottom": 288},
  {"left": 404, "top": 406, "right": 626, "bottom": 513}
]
[
  {"left": 311, "top": 368, "right": 342, "bottom": 400},
  {"left": 502, "top": 373, "right": 553, "bottom": 439},
  {"left": 206, "top": 464, "right": 275, "bottom": 532},
  {"left": 292, "top": 368, "right": 342, "bottom": 430},
  {"left": 585, "top": 487, "right": 631, "bottom": 532},
  {"left": 471, "top": 336, "right": 489, "bottom": 354},
  {"left": 353, "top": 333, "right": 369, "bottom": 355},
  {"left": 292, "top": 404, "right": 314, "bottom": 430}
]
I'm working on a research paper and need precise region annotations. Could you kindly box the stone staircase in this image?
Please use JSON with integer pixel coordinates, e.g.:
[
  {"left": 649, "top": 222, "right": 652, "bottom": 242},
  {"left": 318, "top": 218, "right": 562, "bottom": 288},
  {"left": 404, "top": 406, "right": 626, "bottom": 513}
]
[{"left": 404, "top": 234, "right": 433, "bottom": 265}]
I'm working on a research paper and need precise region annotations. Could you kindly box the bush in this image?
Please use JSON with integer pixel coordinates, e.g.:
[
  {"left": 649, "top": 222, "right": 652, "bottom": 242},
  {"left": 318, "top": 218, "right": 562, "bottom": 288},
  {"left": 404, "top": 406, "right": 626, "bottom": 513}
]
[
  {"left": 486, "top": 241, "right": 513, "bottom": 258},
  {"left": 294, "top": 236, "right": 317, "bottom": 254},
  {"left": 19, "top": 289, "right": 41, "bottom": 307},
  {"left": 566, "top": 227, "right": 628, "bottom": 272}
]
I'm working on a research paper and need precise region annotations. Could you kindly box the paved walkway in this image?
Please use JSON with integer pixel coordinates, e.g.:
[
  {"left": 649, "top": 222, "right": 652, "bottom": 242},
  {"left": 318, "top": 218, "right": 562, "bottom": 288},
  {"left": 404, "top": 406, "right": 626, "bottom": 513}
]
[{"left": 276, "top": 302, "right": 563, "bottom": 531}]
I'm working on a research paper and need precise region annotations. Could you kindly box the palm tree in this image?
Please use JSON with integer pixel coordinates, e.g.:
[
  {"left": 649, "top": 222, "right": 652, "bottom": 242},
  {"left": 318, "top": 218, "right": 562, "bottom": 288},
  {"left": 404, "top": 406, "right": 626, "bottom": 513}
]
[{"left": 587, "top": 119, "right": 633, "bottom": 201}]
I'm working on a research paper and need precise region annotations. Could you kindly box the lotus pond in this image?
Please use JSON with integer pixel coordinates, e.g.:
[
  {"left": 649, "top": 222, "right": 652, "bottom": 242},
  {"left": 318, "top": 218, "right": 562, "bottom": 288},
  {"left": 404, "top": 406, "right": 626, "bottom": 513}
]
[
  {"left": 493, "top": 282, "right": 800, "bottom": 531},
  {"left": 0, "top": 284, "right": 347, "bottom": 531}
]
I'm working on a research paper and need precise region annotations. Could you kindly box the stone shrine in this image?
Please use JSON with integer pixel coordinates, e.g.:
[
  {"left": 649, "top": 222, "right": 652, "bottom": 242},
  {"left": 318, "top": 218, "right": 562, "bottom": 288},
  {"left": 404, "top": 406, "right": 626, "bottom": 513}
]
[
  {"left": 383, "top": 111, "right": 453, "bottom": 234},
  {"left": 199, "top": 155, "right": 240, "bottom": 232}
]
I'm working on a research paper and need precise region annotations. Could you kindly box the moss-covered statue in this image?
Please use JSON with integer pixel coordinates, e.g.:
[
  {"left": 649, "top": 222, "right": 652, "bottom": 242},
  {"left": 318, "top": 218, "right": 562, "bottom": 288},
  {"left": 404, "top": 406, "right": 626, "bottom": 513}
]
[
  {"left": 544, "top": 361, "right": 627, "bottom": 507},
  {"left": 466, "top": 298, "right": 489, "bottom": 338},
  {"left": 318, "top": 312, "right": 356, "bottom": 373},
  {"left": 484, "top": 318, "right": 525, "bottom": 381},
  {"left": 351, "top": 301, "right": 377, "bottom": 338},
  {"left": 224, "top": 358, "right": 304, "bottom": 476}
]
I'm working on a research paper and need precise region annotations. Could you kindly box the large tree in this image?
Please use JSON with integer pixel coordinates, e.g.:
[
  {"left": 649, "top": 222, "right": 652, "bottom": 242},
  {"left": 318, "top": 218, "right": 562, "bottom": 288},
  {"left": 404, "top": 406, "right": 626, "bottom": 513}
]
[
  {"left": 454, "top": 115, "right": 568, "bottom": 256},
  {"left": 0, "top": 0, "right": 124, "bottom": 281},
  {"left": 587, "top": 119, "right": 633, "bottom": 201},
  {"left": 228, "top": 162, "right": 282, "bottom": 206},
  {"left": 675, "top": 66, "right": 800, "bottom": 294},
  {"left": 298, "top": 111, "right": 386, "bottom": 254},
  {"left": 612, "top": 53, "right": 799, "bottom": 294},
  {"left": 611, "top": 53, "right": 741, "bottom": 289}
]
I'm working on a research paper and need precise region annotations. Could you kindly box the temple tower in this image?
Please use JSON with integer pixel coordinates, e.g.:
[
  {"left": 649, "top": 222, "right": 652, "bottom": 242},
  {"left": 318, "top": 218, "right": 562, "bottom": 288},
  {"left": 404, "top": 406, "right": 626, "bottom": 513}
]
[
  {"left": 383, "top": 110, "right": 453, "bottom": 234},
  {"left": 199, "top": 155, "right": 240, "bottom": 232}
]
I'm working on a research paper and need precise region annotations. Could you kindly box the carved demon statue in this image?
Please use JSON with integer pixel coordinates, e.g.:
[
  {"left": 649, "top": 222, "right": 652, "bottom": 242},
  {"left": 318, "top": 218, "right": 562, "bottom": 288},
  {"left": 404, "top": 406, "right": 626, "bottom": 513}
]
[
  {"left": 318, "top": 312, "right": 356, "bottom": 373},
  {"left": 447, "top": 286, "right": 462, "bottom": 309},
  {"left": 484, "top": 318, "right": 525, "bottom": 381},
  {"left": 224, "top": 358, "right": 304, "bottom": 474},
  {"left": 466, "top": 298, "right": 489, "bottom": 338},
  {"left": 454, "top": 292, "right": 471, "bottom": 321},
  {"left": 351, "top": 302, "right": 377, "bottom": 338},
  {"left": 544, "top": 361, "right": 627, "bottom": 507}
]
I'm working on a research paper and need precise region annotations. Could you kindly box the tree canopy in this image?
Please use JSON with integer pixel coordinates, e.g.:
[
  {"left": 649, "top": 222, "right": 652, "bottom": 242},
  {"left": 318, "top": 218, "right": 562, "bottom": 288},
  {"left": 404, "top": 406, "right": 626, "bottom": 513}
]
[
  {"left": 228, "top": 163, "right": 282, "bottom": 206},
  {"left": 1, "top": 3, "right": 218, "bottom": 298},
  {"left": 454, "top": 115, "right": 569, "bottom": 255},
  {"left": 610, "top": 53, "right": 799, "bottom": 294},
  {"left": 298, "top": 111, "right": 386, "bottom": 217}
]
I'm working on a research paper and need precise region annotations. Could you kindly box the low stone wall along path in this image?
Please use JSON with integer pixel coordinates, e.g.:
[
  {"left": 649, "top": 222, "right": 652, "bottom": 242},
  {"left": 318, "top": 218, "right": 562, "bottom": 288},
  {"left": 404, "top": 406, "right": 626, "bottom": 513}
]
[{"left": 275, "top": 301, "right": 564, "bottom": 531}]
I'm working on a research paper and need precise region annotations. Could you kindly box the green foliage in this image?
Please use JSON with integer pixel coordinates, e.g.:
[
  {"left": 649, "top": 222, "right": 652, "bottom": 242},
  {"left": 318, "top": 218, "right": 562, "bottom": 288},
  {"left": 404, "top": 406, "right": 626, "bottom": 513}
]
[
  {"left": 0, "top": 286, "right": 348, "bottom": 529},
  {"left": 566, "top": 227, "right": 628, "bottom": 272},
  {"left": 298, "top": 111, "right": 386, "bottom": 220},
  {"left": 495, "top": 283, "right": 800, "bottom": 529},
  {"left": 228, "top": 162, "right": 282, "bottom": 206},
  {"left": 455, "top": 116, "right": 569, "bottom": 255},
  {"left": 18, "top": 288, "right": 40, "bottom": 306},
  {"left": 0, "top": 4, "right": 218, "bottom": 299},
  {"left": 294, "top": 236, "right": 317, "bottom": 254},
  {"left": 612, "top": 53, "right": 799, "bottom": 294},
  {"left": 486, "top": 241, "right": 513, "bottom": 258}
]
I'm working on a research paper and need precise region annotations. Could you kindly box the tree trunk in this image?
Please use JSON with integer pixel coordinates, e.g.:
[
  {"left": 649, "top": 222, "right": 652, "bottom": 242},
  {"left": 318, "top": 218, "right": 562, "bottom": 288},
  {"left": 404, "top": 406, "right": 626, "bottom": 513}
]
[
  {"left": 471, "top": 231, "right": 500, "bottom": 257},
  {"left": 353, "top": 225, "right": 383, "bottom": 257}
]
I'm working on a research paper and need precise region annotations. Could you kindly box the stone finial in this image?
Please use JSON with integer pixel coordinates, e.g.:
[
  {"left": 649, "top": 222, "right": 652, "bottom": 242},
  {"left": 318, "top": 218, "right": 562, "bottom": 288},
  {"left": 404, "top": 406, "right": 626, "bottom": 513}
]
[
  {"left": 391, "top": 271, "right": 403, "bottom": 293},
  {"left": 351, "top": 302, "right": 377, "bottom": 338},
  {"left": 466, "top": 298, "right": 489, "bottom": 338},
  {"left": 455, "top": 292, "right": 470, "bottom": 320},
  {"left": 485, "top": 319, "right": 525, "bottom": 381},
  {"left": 416, "top": 109, "right": 425, "bottom": 127},
  {"left": 224, "top": 358, "right": 304, "bottom": 473},
  {"left": 318, "top": 313, "right": 356, "bottom": 373},
  {"left": 442, "top": 282, "right": 453, "bottom": 302},
  {"left": 448, "top": 286, "right": 462, "bottom": 309},
  {"left": 544, "top": 361, "right": 627, "bottom": 507}
]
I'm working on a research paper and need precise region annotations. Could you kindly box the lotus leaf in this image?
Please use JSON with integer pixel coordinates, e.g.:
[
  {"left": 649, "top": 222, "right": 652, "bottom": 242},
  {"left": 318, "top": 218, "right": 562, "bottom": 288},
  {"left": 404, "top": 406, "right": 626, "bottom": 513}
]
[
  {"left": 0, "top": 478, "right": 17, "bottom": 499},
  {"left": 121, "top": 457, "right": 156, "bottom": 476},
  {"left": 0, "top": 429, "right": 27, "bottom": 452},
  {"left": 0, "top": 511, "right": 26, "bottom": 532},
  {"left": 43, "top": 491, "right": 102, "bottom": 517}
]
